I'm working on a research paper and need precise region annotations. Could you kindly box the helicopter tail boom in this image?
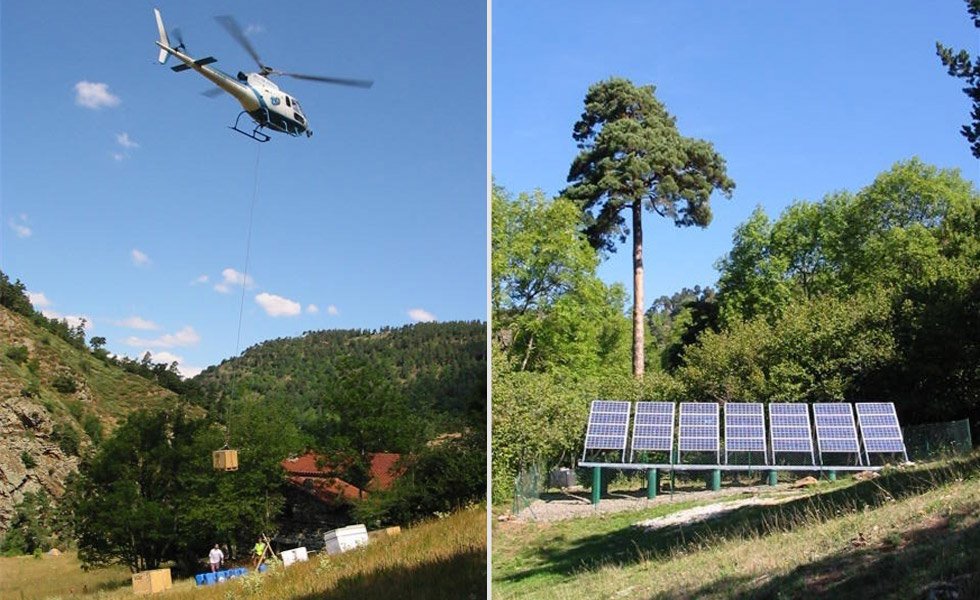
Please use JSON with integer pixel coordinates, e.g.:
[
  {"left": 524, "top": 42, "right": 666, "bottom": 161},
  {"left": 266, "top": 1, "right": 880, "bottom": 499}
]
[{"left": 153, "top": 8, "right": 170, "bottom": 64}]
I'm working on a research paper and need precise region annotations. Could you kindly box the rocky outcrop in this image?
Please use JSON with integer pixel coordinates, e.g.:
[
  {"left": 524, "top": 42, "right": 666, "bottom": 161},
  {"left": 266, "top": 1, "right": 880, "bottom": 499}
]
[{"left": 0, "top": 397, "right": 79, "bottom": 531}]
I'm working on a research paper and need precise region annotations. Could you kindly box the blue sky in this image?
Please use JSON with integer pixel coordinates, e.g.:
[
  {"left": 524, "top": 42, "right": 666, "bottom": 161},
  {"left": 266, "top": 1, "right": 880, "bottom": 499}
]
[
  {"left": 1, "top": 1, "right": 487, "bottom": 377},
  {"left": 493, "top": 1, "right": 979, "bottom": 304}
]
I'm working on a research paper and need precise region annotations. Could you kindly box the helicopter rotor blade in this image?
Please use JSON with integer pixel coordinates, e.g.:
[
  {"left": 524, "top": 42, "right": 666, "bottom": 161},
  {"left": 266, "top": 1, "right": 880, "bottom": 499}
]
[
  {"left": 214, "top": 15, "right": 265, "bottom": 70},
  {"left": 201, "top": 88, "right": 225, "bottom": 98},
  {"left": 280, "top": 72, "right": 374, "bottom": 88}
]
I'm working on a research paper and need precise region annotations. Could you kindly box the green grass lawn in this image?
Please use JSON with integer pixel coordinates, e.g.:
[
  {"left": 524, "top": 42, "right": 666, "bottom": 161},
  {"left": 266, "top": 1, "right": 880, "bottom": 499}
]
[{"left": 493, "top": 453, "right": 980, "bottom": 599}]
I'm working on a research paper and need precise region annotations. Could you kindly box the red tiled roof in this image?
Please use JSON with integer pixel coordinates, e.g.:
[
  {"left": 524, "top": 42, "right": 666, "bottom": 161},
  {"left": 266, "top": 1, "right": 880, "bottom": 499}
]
[
  {"left": 287, "top": 476, "right": 365, "bottom": 503},
  {"left": 281, "top": 452, "right": 405, "bottom": 501}
]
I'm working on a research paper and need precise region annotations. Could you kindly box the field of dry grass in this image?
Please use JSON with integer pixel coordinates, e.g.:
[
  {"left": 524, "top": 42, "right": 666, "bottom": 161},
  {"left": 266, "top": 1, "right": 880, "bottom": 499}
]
[
  {"left": 0, "top": 552, "right": 131, "bottom": 599},
  {"left": 493, "top": 453, "right": 980, "bottom": 599},
  {"left": 0, "top": 505, "right": 486, "bottom": 600}
]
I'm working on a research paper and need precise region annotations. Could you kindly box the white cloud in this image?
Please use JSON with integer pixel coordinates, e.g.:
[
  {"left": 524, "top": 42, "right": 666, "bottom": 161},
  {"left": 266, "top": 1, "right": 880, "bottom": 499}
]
[
  {"left": 255, "top": 292, "right": 301, "bottom": 317},
  {"left": 74, "top": 81, "right": 121, "bottom": 109},
  {"left": 125, "top": 325, "right": 200, "bottom": 349},
  {"left": 27, "top": 291, "right": 52, "bottom": 308},
  {"left": 8, "top": 215, "right": 32, "bottom": 238},
  {"left": 192, "top": 275, "right": 209, "bottom": 285},
  {"left": 407, "top": 308, "right": 436, "bottom": 323},
  {"left": 214, "top": 268, "right": 255, "bottom": 293},
  {"left": 111, "top": 152, "right": 126, "bottom": 162},
  {"left": 306, "top": 304, "right": 319, "bottom": 314},
  {"left": 114, "top": 316, "right": 160, "bottom": 331},
  {"left": 131, "top": 248, "right": 151, "bottom": 267},
  {"left": 327, "top": 304, "right": 339, "bottom": 316},
  {"left": 116, "top": 132, "right": 139, "bottom": 149}
]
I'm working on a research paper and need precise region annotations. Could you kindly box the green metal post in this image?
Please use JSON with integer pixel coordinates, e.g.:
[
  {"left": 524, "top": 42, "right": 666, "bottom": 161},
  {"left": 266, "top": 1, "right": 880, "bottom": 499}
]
[
  {"left": 647, "top": 469, "right": 658, "bottom": 499},
  {"left": 768, "top": 470, "right": 778, "bottom": 486},
  {"left": 828, "top": 470, "right": 837, "bottom": 482},
  {"left": 591, "top": 467, "right": 601, "bottom": 505},
  {"left": 710, "top": 469, "right": 721, "bottom": 491}
]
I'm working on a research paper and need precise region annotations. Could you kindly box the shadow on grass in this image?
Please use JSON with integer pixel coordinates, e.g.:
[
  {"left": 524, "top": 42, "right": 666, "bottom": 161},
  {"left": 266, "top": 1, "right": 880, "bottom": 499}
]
[
  {"left": 500, "top": 453, "right": 980, "bottom": 587},
  {"left": 655, "top": 515, "right": 980, "bottom": 599},
  {"left": 293, "top": 548, "right": 486, "bottom": 600}
]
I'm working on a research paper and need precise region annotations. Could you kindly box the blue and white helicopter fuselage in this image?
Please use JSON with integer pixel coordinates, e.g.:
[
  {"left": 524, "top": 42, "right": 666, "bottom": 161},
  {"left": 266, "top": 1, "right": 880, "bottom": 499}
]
[{"left": 154, "top": 9, "right": 311, "bottom": 141}]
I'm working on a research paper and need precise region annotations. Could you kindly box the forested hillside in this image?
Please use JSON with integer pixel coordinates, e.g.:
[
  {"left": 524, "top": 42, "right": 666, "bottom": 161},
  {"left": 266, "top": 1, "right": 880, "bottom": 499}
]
[{"left": 191, "top": 321, "right": 486, "bottom": 430}]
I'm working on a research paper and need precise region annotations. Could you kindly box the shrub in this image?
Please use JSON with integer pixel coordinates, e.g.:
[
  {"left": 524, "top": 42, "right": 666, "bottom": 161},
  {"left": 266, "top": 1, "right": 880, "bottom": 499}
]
[
  {"left": 21, "top": 451, "right": 36, "bottom": 469},
  {"left": 52, "top": 374, "right": 77, "bottom": 394},
  {"left": 52, "top": 423, "right": 80, "bottom": 456},
  {"left": 6, "top": 345, "right": 29, "bottom": 364}
]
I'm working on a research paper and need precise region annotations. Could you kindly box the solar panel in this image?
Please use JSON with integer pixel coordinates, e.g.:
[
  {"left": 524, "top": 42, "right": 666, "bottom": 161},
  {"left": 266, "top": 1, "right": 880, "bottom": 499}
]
[
  {"left": 630, "top": 401, "right": 674, "bottom": 462},
  {"left": 582, "top": 400, "right": 631, "bottom": 461},
  {"left": 855, "top": 402, "right": 908, "bottom": 463},
  {"left": 769, "top": 403, "right": 815, "bottom": 465},
  {"left": 724, "top": 403, "right": 767, "bottom": 464},
  {"left": 813, "top": 403, "right": 862, "bottom": 464},
  {"left": 678, "top": 403, "right": 719, "bottom": 463}
]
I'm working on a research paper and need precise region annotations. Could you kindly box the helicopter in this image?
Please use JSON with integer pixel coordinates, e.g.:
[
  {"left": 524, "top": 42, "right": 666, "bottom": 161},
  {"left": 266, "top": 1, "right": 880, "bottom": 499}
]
[{"left": 153, "top": 8, "right": 372, "bottom": 142}]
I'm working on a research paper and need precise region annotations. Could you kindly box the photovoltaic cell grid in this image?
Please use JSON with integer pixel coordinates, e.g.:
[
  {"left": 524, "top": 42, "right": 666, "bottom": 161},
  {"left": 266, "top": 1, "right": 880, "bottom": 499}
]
[
  {"left": 855, "top": 402, "right": 908, "bottom": 462},
  {"left": 769, "top": 403, "right": 815, "bottom": 464},
  {"left": 724, "top": 403, "right": 767, "bottom": 462},
  {"left": 630, "top": 402, "right": 675, "bottom": 461},
  {"left": 678, "top": 403, "right": 719, "bottom": 461},
  {"left": 813, "top": 403, "right": 861, "bottom": 461},
  {"left": 582, "top": 400, "right": 631, "bottom": 460}
]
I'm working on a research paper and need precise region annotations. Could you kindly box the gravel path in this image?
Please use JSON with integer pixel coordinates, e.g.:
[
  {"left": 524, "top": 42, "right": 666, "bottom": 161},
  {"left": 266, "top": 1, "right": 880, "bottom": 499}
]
[{"left": 513, "top": 483, "right": 798, "bottom": 523}]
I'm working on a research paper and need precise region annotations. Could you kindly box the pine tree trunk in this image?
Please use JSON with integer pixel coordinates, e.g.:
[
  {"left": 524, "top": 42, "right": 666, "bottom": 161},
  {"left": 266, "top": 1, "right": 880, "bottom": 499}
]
[{"left": 632, "top": 200, "right": 645, "bottom": 379}]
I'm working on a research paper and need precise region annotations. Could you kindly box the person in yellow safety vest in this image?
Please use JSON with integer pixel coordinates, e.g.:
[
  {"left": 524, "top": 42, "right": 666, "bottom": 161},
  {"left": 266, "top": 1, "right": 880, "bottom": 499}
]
[{"left": 253, "top": 539, "right": 266, "bottom": 568}]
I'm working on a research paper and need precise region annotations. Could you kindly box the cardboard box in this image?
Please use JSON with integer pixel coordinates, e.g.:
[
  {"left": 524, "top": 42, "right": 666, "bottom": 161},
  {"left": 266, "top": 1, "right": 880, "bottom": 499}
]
[
  {"left": 212, "top": 449, "right": 239, "bottom": 471},
  {"left": 132, "top": 568, "right": 172, "bottom": 595}
]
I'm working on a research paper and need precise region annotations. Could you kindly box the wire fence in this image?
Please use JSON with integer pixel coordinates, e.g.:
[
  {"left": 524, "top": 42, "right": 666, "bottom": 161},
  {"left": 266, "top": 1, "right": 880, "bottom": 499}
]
[{"left": 902, "top": 418, "right": 973, "bottom": 461}]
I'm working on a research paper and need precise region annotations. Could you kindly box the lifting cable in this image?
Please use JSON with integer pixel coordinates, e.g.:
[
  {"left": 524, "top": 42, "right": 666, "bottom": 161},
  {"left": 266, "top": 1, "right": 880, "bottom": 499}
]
[{"left": 226, "top": 143, "right": 263, "bottom": 446}]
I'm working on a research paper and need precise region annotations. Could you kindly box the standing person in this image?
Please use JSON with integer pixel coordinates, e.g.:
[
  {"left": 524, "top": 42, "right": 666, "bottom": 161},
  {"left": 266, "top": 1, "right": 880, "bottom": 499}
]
[
  {"left": 253, "top": 538, "right": 266, "bottom": 569},
  {"left": 209, "top": 544, "right": 224, "bottom": 573}
]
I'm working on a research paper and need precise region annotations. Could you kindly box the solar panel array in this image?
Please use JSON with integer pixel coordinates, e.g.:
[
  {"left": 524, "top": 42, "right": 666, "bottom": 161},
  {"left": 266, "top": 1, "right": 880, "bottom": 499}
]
[
  {"left": 582, "top": 400, "right": 631, "bottom": 461},
  {"left": 630, "top": 402, "right": 675, "bottom": 462},
  {"left": 678, "top": 402, "right": 720, "bottom": 462},
  {"left": 855, "top": 402, "right": 908, "bottom": 463},
  {"left": 813, "top": 403, "right": 862, "bottom": 464},
  {"left": 580, "top": 401, "right": 906, "bottom": 467},
  {"left": 768, "top": 403, "right": 816, "bottom": 465},
  {"left": 724, "top": 403, "right": 767, "bottom": 464}
]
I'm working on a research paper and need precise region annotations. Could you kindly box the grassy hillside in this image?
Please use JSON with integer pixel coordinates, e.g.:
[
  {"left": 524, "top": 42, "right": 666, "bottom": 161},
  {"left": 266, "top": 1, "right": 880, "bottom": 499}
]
[
  {"left": 0, "top": 506, "right": 486, "bottom": 600},
  {"left": 493, "top": 453, "right": 980, "bottom": 599},
  {"left": 0, "top": 306, "right": 178, "bottom": 433}
]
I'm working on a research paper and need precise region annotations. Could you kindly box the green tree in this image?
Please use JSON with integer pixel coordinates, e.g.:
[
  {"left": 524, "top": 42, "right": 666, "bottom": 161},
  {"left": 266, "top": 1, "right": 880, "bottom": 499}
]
[
  {"left": 936, "top": 0, "right": 980, "bottom": 157},
  {"left": 492, "top": 184, "right": 629, "bottom": 373},
  {"left": 564, "top": 77, "right": 735, "bottom": 379},
  {"left": 70, "top": 409, "right": 198, "bottom": 572},
  {"left": 315, "top": 356, "right": 426, "bottom": 495}
]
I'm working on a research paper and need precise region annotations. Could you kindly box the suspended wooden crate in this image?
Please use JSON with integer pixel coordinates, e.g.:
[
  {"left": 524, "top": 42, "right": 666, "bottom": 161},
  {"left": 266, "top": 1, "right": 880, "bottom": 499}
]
[
  {"left": 213, "top": 449, "right": 239, "bottom": 471},
  {"left": 132, "top": 568, "right": 172, "bottom": 595}
]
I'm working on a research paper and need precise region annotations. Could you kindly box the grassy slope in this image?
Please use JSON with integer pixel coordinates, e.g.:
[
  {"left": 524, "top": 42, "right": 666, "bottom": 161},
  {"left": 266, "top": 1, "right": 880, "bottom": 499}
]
[
  {"left": 493, "top": 454, "right": 980, "bottom": 599},
  {"left": 0, "top": 306, "right": 178, "bottom": 433},
  {"left": 0, "top": 506, "right": 486, "bottom": 600}
]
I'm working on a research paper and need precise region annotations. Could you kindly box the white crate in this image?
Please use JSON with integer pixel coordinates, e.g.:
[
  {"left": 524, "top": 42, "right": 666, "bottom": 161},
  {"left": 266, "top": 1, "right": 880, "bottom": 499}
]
[{"left": 323, "top": 524, "right": 369, "bottom": 555}]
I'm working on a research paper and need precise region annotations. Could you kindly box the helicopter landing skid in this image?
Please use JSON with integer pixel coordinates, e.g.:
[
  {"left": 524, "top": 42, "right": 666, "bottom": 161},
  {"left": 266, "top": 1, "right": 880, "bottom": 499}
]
[{"left": 230, "top": 111, "right": 271, "bottom": 143}]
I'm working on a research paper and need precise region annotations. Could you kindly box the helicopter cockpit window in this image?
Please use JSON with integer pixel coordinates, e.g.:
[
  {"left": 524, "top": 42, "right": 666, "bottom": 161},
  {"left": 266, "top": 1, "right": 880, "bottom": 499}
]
[
  {"left": 285, "top": 96, "right": 292, "bottom": 107},
  {"left": 293, "top": 99, "right": 303, "bottom": 114}
]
